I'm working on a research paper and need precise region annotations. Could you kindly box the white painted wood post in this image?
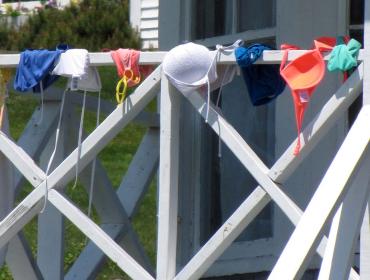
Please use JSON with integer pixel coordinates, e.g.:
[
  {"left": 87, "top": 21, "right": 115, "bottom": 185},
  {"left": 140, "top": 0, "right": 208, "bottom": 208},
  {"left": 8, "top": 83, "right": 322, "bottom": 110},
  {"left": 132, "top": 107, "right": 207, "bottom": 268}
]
[
  {"left": 175, "top": 186, "right": 270, "bottom": 280},
  {"left": 157, "top": 74, "right": 181, "bottom": 280},
  {"left": 0, "top": 67, "right": 161, "bottom": 249},
  {"left": 269, "top": 64, "right": 363, "bottom": 183},
  {"left": 50, "top": 97, "right": 154, "bottom": 278},
  {"left": 183, "top": 84, "right": 362, "bottom": 280},
  {"left": 363, "top": 0, "right": 370, "bottom": 105},
  {"left": 268, "top": 106, "right": 370, "bottom": 280},
  {"left": 360, "top": 0, "right": 370, "bottom": 276},
  {"left": 361, "top": 203, "right": 370, "bottom": 279},
  {"left": 318, "top": 155, "right": 370, "bottom": 280},
  {"left": 66, "top": 128, "right": 158, "bottom": 279},
  {"left": 15, "top": 102, "right": 59, "bottom": 194},
  {"left": 47, "top": 190, "right": 154, "bottom": 280}
]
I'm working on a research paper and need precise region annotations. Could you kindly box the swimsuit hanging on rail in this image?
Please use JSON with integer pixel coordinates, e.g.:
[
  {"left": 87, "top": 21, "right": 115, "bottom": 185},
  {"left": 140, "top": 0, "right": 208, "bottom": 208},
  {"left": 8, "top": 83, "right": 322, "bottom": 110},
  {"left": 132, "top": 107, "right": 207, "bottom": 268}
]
[
  {"left": 14, "top": 45, "right": 68, "bottom": 92},
  {"left": 279, "top": 43, "right": 326, "bottom": 155},
  {"left": 235, "top": 44, "right": 286, "bottom": 106}
]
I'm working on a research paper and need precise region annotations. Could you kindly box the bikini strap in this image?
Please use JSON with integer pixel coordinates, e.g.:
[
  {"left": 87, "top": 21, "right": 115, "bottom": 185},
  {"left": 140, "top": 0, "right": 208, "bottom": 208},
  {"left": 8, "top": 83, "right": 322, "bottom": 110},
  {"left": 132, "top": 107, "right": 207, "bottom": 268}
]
[{"left": 280, "top": 44, "right": 300, "bottom": 72}]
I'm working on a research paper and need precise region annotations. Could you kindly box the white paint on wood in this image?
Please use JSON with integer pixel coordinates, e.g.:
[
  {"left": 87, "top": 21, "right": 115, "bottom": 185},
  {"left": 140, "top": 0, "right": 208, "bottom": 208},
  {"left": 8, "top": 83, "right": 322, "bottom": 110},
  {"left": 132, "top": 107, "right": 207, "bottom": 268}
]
[
  {"left": 64, "top": 116, "right": 154, "bottom": 277},
  {"left": 15, "top": 103, "right": 60, "bottom": 194},
  {"left": 0, "top": 50, "right": 366, "bottom": 67},
  {"left": 156, "top": 75, "right": 181, "bottom": 279},
  {"left": 363, "top": 0, "right": 370, "bottom": 104},
  {"left": 65, "top": 224, "right": 121, "bottom": 279},
  {"left": 130, "top": 0, "right": 141, "bottom": 30},
  {"left": 0, "top": 67, "right": 160, "bottom": 251},
  {"left": 0, "top": 199, "right": 44, "bottom": 249},
  {"left": 318, "top": 155, "right": 370, "bottom": 280},
  {"left": 142, "top": 40, "right": 159, "bottom": 50},
  {"left": 182, "top": 88, "right": 360, "bottom": 279},
  {"left": 183, "top": 90, "right": 311, "bottom": 230},
  {"left": 47, "top": 190, "right": 154, "bottom": 280},
  {"left": 142, "top": 0, "right": 159, "bottom": 9},
  {"left": 361, "top": 203, "right": 370, "bottom": 279},
  {"left": 68, "top": 92, "right": 159, "bottom": 127},
  {"left": 141, "top": 19, "right": 159, "bottom": 29},
  {"left": 141, "top": 30, "right": 159, "bottom": 40},
  {"left": 141, "top": 9, "right": 159, "bottom": 19},
  {"left": 175, "top": 187, "right": 270, "bottom": 280},
  {"left": 268, "top": 106, "right": 370, "bottom": 280},
  {"left": 270, "top": 64, "right": 363, "bottom": 183},
  {"left": 0, "top": 132, "right": 45, "bottom": 187}
]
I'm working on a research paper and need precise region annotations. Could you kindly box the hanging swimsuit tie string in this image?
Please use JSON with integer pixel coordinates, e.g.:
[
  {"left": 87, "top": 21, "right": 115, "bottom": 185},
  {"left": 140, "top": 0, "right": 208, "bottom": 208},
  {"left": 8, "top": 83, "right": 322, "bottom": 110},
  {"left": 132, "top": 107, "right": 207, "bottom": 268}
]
[
  {"left": 211, "top": 39, "right": 244, "bottom": 155},
  {"left": 42, "top": 85, "right": 68, "bottom": 212},
  {"left": 72, "top": 90, "right": 87, "bottom": 190},
  {"left": 87, "top": 89, "right": 101, "bottom": 219},
  {"left": 204, "top": 40, "right": 243, "bottom": 123},
  {"left": 280, "top": 46, "right": 303, "bottom": 155}
]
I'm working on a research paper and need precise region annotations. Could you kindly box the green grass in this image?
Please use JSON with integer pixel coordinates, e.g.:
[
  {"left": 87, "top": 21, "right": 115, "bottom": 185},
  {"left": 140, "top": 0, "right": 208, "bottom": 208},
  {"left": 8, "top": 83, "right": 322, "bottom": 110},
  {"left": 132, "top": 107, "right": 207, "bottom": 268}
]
[{"left": 0, "top": 67, "right": 157, "bottom": 279}]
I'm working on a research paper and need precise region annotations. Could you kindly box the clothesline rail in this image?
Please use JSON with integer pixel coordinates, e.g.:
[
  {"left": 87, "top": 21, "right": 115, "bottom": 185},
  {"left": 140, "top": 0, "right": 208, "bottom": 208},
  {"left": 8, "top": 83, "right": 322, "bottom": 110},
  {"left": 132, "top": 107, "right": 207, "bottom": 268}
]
[{"left": 0, "top": 49, "right": 366, "bottom": 67}]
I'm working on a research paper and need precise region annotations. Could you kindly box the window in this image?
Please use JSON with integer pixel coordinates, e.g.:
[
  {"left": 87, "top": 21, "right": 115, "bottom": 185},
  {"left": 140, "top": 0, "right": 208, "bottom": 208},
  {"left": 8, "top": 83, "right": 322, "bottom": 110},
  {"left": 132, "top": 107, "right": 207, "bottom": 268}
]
[
  {"left": 191, "top": 0, "right": 227, "bottom": 40},
  {"left": 191, "top": 0, "right": 276, "bottom": 44},
  {"left": 238, "top": 0, "right": 276, "bottom": 32}
]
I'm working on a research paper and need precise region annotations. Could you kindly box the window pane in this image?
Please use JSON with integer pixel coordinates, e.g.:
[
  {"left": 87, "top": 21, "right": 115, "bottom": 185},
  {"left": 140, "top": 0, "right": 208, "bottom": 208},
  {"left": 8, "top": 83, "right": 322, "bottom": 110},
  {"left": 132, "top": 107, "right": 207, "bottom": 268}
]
[
  {"left": 192, "top": 0, "right": 227, "bottom": 39},
  {"left": 350, "top": 0, "right": 364, "bottom": 25},
  {"left": 238, "top": 0, "right": 276, "bottom": 32}
]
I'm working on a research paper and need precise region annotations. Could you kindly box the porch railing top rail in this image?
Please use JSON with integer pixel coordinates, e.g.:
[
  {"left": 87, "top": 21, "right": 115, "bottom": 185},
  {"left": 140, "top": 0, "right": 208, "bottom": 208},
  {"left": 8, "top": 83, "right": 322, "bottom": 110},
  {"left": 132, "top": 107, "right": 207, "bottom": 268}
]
[{"left": 0, "top": 49, "right": 366, "bottom": 67}]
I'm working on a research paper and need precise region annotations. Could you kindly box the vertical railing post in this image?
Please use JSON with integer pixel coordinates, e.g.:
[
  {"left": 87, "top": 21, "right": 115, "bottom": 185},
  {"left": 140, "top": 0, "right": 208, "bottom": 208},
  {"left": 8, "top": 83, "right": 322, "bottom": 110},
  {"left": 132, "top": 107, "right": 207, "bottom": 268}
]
[
  {"left": 317, "top": 151, "right": 370, "bottom": 280},
  {"left": 157, "top": 73, "right": 181, "bottom": 279},
  {"left": 363, "top": 0, "right": 370, "bottom": 105},
  {"left": 360, "top": 0, "right": 370, "bottom": 278},
  {"left": 361, "top": 203, "right": 370, "bottom": 279}
]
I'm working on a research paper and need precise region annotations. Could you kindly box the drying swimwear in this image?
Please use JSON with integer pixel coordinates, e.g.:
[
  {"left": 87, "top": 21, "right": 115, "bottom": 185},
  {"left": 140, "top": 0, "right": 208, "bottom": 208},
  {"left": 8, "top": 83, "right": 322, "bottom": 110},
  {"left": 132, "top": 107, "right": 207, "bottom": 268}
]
[{"left": 235, "top": 44, "right": 286, "bottom": 106}]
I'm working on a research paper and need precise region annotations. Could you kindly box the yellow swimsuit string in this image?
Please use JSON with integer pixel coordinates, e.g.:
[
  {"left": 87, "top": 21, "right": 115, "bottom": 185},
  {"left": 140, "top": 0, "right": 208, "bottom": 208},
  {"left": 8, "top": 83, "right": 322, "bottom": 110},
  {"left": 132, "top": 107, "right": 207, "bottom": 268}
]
[{"left": 115, "top": 68, "right": 141, "bottom": 104}]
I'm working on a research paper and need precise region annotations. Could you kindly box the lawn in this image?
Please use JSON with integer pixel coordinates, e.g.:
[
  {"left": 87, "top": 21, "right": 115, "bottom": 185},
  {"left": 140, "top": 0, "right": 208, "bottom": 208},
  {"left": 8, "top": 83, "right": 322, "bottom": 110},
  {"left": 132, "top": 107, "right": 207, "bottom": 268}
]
[{"left": 0, "top": 67, "right": 157, "bottom": 279}]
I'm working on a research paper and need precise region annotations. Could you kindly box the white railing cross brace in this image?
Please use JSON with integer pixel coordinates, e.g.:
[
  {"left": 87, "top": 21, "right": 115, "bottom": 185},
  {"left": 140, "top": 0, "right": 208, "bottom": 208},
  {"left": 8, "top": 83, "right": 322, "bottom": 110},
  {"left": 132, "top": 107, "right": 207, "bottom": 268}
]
[
  {"left": 0, "top": 67, "right": 161, "bottom": 280},
  {"left": 0, "top": 46, "right": 367, "bottom": 280},
  {"left": 174, "top": 64, "right": 363, "bottom": 280}
]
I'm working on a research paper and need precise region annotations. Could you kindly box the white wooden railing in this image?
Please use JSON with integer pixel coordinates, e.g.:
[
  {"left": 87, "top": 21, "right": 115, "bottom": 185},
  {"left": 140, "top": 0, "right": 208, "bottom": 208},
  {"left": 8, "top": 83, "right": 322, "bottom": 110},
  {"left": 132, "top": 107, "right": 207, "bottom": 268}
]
[{"left": 0, "top": 45, "right": 368, "bottom": 280}]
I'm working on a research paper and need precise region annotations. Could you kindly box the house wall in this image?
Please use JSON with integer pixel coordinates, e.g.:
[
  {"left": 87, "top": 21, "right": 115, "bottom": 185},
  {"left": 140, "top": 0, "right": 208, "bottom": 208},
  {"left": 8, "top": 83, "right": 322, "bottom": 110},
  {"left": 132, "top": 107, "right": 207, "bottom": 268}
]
[
  {"left": 274, "top": 0, "right": 348, "bottom": 265},
  {"left": 158, "top": 0, "right": 350, "bottom": 278},
  {"left": 130, "top": 0, "right": 159, "bottom": 49}
]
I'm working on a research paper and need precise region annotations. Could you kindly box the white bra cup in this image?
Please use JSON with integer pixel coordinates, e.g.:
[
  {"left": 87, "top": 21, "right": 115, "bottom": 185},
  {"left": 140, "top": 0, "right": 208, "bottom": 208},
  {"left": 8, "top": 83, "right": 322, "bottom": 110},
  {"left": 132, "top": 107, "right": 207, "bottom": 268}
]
[{"left": 163, "top": 42, "right": 218, "bottom": 93}]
